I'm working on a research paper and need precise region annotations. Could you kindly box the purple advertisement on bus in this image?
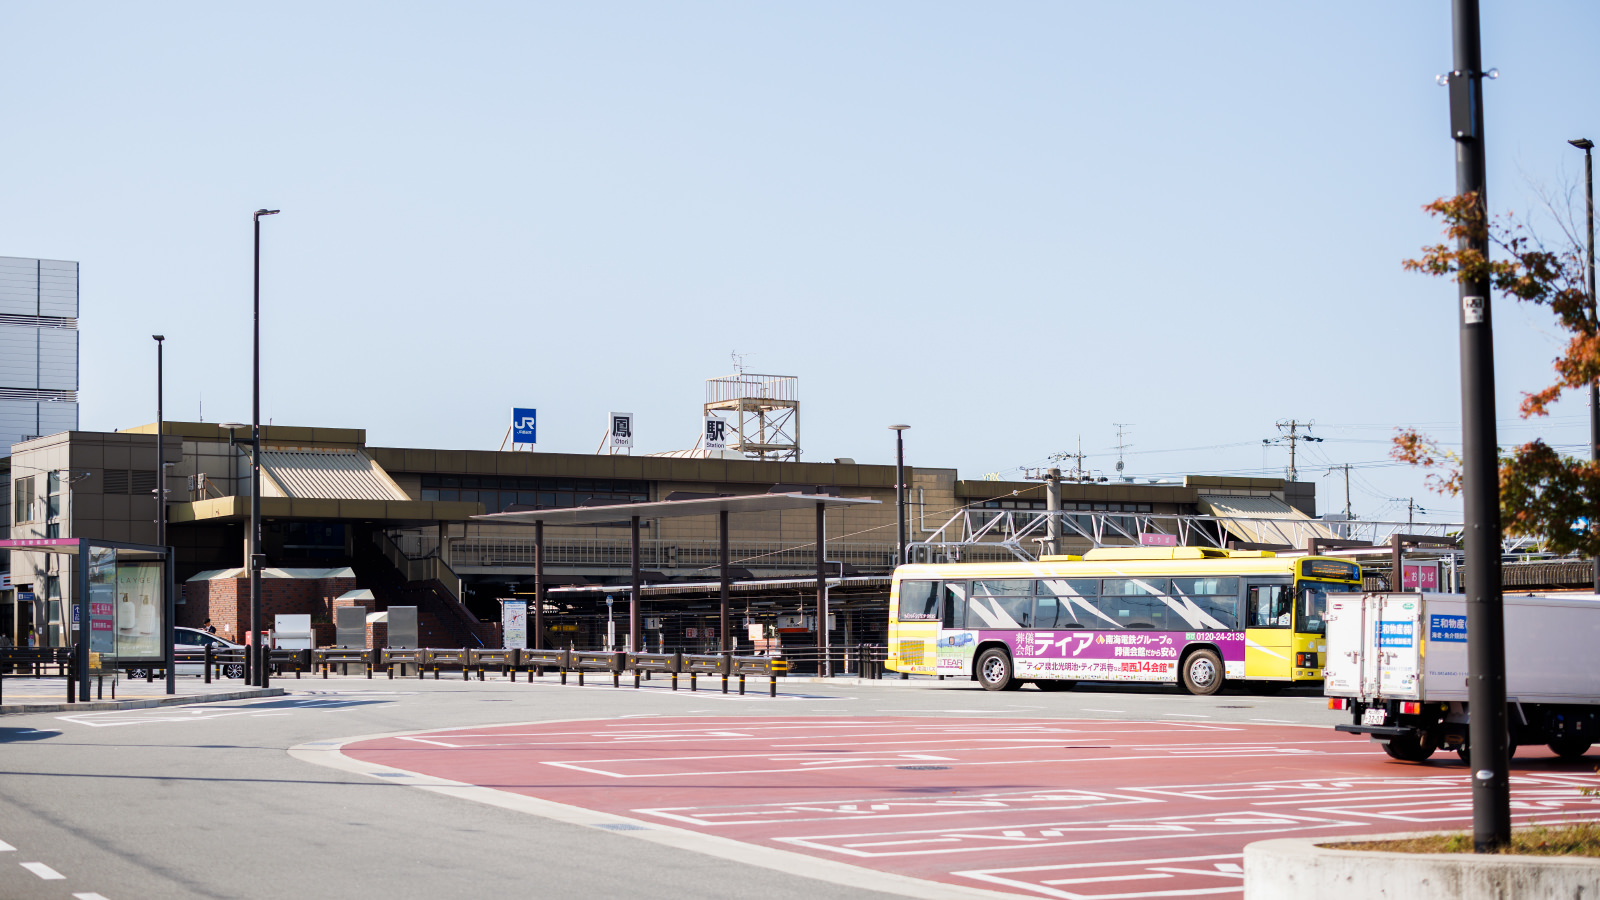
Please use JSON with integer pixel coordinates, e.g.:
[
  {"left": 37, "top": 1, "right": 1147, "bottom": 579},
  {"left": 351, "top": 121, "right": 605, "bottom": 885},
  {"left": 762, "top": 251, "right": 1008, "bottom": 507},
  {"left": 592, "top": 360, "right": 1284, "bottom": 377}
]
[{"left": 935, "top": 629, "right": 1245, "bottom": 683}]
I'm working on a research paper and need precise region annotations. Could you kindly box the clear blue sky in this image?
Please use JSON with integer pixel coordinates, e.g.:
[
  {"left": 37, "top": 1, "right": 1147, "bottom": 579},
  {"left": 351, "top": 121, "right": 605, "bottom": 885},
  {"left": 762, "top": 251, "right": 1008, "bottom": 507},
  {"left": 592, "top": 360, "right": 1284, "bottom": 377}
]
[{"left": 4, "top": 2, "right": 1596, "bottom": 524}]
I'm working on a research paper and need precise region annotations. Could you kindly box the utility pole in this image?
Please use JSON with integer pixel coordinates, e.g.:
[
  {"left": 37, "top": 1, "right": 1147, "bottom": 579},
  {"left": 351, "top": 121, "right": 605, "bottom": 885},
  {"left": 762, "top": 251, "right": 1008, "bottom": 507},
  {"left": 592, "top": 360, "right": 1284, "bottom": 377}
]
[
  {"left": 1446, "top": 0, "right": 1510, "bottom": 851},
  {"left": 1049, "top": 437, "right": 1089, "bottom": 482},
  {"left": 1026, "top": 467, "right": 1063, "bottom": 556},
  {"left": 1264, "top": 420, "right": 1323, "bottom": 483},
  {"left": 1113, "top": 424, "right": 1133, "bottom": 482},
  {"left": 1391, "top": 497, "right": 1417, "bottom": 528},
  {"left": 1325, "top": 464, "right": 1354, "bottom": 520}
]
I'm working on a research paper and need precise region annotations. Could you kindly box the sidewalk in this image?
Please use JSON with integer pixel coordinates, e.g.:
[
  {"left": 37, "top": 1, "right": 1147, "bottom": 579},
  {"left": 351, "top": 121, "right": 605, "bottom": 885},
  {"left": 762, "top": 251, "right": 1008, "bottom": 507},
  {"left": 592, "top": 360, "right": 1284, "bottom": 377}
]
[{"left": 0, "top": 676, "right": 284, "bottom": 715}]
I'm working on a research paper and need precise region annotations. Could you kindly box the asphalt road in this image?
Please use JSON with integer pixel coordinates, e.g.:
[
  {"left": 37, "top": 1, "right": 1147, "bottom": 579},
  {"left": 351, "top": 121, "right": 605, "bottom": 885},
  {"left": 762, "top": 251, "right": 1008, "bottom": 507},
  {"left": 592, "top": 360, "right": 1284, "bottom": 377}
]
[{"left": 0, "top": 676, "right": 1355, "bottom": 900}]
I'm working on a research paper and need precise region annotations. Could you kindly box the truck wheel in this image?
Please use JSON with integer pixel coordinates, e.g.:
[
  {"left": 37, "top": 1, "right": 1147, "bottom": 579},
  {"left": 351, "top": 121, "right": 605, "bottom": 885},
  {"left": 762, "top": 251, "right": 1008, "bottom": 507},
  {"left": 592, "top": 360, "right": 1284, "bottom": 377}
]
[
  {"left": 1549, "top": 738, "right": 1592, "bottom": 760},
  {"left": 1180, "top": 649, "right": 1224, "bottom": 696},
  {"left": 1034, "top": 680, "right": 1075, "bottom": 692},
  {"left": 975, "top": 648, "right": 1015, "bottom": 692},
  {"left": 1382, "top": 731, "right": 1437, "bottom": 762}
]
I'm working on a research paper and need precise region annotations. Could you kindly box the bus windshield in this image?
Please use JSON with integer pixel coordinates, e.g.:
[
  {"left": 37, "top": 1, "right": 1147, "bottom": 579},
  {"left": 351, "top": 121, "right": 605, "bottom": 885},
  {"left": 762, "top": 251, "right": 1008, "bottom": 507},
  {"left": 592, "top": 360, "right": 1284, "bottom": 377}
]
[{"left": 1296, "top": 582, "right": 1333, "bottom": 634}]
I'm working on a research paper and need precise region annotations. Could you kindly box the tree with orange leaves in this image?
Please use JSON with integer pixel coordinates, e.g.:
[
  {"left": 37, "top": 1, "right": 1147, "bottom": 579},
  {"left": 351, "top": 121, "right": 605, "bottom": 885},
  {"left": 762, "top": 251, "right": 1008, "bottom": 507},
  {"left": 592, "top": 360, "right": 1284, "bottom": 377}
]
[{"left": 1396, "top": 192, "right": 1600, "bottom": 556}]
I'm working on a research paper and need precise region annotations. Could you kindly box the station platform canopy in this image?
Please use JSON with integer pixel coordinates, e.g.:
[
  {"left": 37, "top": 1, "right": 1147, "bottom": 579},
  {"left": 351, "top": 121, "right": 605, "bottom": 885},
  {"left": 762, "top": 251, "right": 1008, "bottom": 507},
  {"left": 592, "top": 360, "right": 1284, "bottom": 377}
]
[{"left": 472, "top": 491, "right": 879, "bottom": 526}]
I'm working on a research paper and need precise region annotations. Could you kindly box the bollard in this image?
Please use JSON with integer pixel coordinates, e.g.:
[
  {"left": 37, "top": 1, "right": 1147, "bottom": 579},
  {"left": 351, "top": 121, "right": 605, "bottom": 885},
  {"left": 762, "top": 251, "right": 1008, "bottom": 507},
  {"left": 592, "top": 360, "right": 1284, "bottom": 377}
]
[
  {"left": 634, "top": 672, "right": 640, "bottom": 689},
  {"left": 722, "top": 673, "right": 728, "bottom": 694},
  {"left": 367, "top": 652, "right": 374, "bottom": 679},
  {"left": 97, "top": 674, "right": 103, "bottom": 700},
  {"left": 770, "top": 674, "right": 777, "bottom": 698},
  {"left": 671, "top": 672, "right": 678, "bottom": 691},
  {"left": 612, "top": 670, "right": 619, "bottom": 689},
  {"left": 560, "top": 668, "right": 567, "bottom": 685},
  {"left": 690, "top": 672, "right": 697, "bottom": 692},
  {"left": 434, "top": 665, "right": 440, "bottom": 680},
  {"left": 205, "top": 644, "right": 213, "bottom": 684},
  {"left": 66, "top": 663, "right": 75, "bottom": 704},
  {"left": 739, "top": 674, "right": 745, "bottom": 695},
  {"left": 578, "top": 670, "right": 584, "bottom": 687},
  {"left": 146, "top": 665, "right": 154, "bottom": 684}
]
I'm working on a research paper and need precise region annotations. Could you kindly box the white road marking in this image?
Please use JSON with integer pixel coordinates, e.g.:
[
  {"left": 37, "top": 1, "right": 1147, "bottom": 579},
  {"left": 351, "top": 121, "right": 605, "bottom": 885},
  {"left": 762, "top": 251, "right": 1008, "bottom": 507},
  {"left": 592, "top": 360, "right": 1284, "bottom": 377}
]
[
  {"left": 74, "top": 894, "right": 111, "bottom": 900},
  {"left": 21, "top": 861, "right": 64, "bottom": 879},
  {"left": 0, "top": 839, "right": 13, "bottom": 851}
]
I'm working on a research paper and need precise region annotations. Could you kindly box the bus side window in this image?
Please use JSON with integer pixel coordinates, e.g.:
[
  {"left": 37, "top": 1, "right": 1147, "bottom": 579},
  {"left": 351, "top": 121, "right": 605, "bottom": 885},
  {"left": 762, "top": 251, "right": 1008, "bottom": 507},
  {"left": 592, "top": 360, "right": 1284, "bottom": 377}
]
[
  {"left": 1246, "top": 585, "right": 1290, "bottom": 628},
  {"left": 941, "top": 583, "right": 964, "bottom": 629},
  {"left": 896, "top": 581, "right": 939, "bottom": 621}
]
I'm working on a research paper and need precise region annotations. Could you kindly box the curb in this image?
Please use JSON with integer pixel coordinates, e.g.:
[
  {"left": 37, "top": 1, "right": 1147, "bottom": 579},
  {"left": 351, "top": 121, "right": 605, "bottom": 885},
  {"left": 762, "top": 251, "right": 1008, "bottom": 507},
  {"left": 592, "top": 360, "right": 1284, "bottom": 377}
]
[
  {"left": 1244, "top": 832, "right": 1600, "bottom": 899},
  {"left": 0, "top": 687, "right": 286, "bottom": 716}
]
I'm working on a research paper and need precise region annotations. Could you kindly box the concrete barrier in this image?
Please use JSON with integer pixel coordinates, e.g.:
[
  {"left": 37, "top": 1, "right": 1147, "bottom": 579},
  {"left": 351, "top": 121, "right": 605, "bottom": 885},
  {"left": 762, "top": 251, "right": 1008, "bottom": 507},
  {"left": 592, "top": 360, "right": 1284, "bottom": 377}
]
[{"left": 1245, "top": 833, "right": 1600, "bottom": 900}]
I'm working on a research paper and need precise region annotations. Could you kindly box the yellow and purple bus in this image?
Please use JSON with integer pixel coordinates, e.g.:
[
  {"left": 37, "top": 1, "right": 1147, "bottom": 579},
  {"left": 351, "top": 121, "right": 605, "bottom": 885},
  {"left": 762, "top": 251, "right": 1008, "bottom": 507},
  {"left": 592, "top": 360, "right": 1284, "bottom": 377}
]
[{"left": 886, "top": 547, "right": 1361, "bottom": 694}]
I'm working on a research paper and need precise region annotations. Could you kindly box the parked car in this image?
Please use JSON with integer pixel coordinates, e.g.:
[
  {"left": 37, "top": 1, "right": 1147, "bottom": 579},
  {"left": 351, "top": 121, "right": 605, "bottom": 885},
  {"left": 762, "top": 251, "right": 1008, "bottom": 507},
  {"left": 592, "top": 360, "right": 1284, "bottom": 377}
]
[{"left": 125, "top": 628, "right": 246, "bottom": 680}]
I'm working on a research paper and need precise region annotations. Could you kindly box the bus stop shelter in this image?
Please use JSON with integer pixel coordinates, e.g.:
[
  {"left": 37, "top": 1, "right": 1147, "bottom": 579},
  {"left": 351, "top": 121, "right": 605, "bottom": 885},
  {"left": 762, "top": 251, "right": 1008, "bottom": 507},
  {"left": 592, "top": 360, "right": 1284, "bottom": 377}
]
[
  {"left": 474, "top": 491, "right": 880, "bottom": 664},
  {"left": 0, "top": 537, "right": 177, "bottom": 694}
]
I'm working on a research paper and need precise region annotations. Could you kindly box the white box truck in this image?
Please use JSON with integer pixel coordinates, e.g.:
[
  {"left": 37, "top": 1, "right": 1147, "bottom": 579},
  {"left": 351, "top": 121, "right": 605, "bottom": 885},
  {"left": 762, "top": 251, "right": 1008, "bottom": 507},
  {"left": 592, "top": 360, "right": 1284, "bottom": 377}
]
[{"left": 1324, "top": 591, "right": 1600, "bottom": 763}]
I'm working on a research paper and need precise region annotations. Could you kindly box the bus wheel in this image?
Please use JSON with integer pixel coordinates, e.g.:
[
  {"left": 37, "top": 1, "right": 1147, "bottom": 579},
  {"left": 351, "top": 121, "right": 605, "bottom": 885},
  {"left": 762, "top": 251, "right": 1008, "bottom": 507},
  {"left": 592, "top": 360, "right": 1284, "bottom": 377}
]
[
  {"left": 976, "top": 648, "right": 1015, "bottom": 692},
  {"left": 1549, "top": 737, "right": 1592, "bottom": 760},
  {"left": 1383, "top": 731, "right": 1437, "bottom": 762},
  {"left": 1180, "top": 649, "right": 1224, "bottom": 696},
  {"left": 1035, "top": 680, "right": 1075, "bottom": 692}
]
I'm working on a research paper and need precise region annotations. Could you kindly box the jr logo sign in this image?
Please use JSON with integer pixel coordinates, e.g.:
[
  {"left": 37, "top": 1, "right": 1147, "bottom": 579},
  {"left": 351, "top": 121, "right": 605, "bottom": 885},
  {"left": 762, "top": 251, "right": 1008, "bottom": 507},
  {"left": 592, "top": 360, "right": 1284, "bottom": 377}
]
[{"left": 512, "top": 409, "right": 537, "bottom": 443}]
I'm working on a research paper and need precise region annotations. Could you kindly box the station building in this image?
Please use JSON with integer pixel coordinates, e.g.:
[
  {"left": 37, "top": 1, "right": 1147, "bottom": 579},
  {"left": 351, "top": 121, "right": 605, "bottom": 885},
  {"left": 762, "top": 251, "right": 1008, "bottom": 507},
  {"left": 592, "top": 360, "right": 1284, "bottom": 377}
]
[{"left": 3, "top": 419, "right": 1323, "bottom": 654}]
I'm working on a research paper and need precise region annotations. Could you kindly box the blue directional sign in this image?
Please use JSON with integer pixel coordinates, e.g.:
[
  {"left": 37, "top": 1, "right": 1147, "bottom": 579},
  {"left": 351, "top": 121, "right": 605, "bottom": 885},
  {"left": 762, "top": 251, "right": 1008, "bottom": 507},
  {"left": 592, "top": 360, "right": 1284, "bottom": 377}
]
[{"left": 513, "top": 408, "right": 537, "bottom": 443}]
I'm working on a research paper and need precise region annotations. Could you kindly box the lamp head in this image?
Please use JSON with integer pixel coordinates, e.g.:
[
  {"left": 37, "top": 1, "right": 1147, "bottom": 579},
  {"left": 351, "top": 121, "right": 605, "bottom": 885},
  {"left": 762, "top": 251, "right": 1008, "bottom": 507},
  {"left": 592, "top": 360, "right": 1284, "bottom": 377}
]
[
  {"left": 1571, "top": 138, "right": 1595, "bottom": 151},
  {"left": 888, "top": 424, "right": 910, "bottom": 431},
  {"left": 254, "top": 209, "right": 280, "bottom": 218},
  {"left": 152, "top": 334, "right": 164, "bottom": 342}
]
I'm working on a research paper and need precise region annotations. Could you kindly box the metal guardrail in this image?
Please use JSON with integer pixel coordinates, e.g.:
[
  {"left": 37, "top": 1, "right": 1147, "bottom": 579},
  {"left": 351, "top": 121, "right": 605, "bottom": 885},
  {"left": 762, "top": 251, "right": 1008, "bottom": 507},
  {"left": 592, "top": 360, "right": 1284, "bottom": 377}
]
[
  {"left": 338, "top": 647, "right": 781, "bottom": 695},
  {"left": 313, "top": 648, "right": 376, "bottom": 679},
  {"left": 0, "top": 647, "right": 77, "bottom": 704}
]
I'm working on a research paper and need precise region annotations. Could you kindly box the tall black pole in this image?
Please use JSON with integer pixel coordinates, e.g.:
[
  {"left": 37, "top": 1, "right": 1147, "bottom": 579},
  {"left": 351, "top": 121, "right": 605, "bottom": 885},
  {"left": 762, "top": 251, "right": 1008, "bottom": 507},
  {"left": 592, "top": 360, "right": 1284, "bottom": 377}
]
[
  {"left": 719, "top": 509, "right": 730, "bottom": 654},
  {"left": 1449, "top": 0, "right": 1510, "bottom": 851},
  {"left": 533, "top": 519, "right": 544, "bottom": 651},
  {"left": 890, "top": 425, "right": 908, "bottom": 564},
  {"left": 815, "top": 501, "right": 826, "bottom": 676},
  {"left": 629, "top": 515, "right": 641, "bottom": 652},
  {"left": 250, "top": 208, "right": 277, "bottom": 687},
  {"left": 251, "top": 212, "right": 263, "bottom": 686},
  {"left": 1574, "top": 139, "right": 1599, "bottom": 592},
  {"left": 155, "top": 335, "right": 173, "bottom": 695}
]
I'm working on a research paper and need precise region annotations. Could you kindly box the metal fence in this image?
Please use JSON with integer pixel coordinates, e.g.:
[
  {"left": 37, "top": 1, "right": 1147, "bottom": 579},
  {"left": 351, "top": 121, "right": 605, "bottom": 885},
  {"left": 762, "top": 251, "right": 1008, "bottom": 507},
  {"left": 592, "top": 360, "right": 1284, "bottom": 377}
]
[{"left": 437, "top": 535, "right": 900, "bottom": 573}]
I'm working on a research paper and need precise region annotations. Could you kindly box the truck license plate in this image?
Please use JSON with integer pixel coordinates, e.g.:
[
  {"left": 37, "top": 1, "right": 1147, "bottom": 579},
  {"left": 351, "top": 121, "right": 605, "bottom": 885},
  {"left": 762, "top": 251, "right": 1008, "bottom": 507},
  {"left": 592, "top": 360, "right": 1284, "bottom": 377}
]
[{"left": 1362, "top": 707, "right": 1387, "bottom": 726}]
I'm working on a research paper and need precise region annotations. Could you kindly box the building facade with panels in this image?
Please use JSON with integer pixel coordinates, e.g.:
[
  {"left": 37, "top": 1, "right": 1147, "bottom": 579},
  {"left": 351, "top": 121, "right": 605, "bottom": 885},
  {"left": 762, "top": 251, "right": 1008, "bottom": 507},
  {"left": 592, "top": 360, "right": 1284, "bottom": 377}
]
[
  {"left": 0, "top": 256, "right": 79, "bottom": 451},
  {"left": 2, "top": 419, "right": 1316, "bottom": 650}
]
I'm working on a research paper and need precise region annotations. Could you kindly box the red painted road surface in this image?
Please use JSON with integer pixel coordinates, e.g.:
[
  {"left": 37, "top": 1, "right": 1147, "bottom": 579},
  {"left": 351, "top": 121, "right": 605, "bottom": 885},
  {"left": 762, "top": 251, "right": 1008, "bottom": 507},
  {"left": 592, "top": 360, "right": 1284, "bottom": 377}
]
[{"left": 344, "top": 717, "right": 1600, "bottom": 898}]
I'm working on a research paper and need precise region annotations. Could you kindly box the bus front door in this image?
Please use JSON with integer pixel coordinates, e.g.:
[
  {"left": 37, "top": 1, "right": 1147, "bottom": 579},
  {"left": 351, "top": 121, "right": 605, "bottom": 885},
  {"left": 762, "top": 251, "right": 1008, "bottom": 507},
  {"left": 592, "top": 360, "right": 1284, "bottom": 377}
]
[{"left": 1243, "top": 583, "right": 1292, "bottom": 680}]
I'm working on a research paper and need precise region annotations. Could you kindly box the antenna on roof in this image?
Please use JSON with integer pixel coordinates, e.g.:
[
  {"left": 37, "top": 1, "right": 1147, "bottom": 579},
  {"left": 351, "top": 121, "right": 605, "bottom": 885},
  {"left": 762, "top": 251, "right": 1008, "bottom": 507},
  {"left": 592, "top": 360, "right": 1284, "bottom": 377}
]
[{"left": 730, "top": 350, "right": 748, "bottom": 375}]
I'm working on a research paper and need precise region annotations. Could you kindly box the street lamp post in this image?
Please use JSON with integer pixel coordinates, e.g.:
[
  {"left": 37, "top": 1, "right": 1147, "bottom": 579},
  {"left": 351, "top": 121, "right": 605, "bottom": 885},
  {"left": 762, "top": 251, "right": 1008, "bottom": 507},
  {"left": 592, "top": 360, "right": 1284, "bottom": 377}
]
[
  {"left": 1569, "top": 137, "right": 1598, "bottom": 593},
  {"left": 154, "top": 334, "right": 173, "bottom": 694},
  {"left": 251, "top": 208, "right": 278, "bottom": 687},
  {"left": 889, "top": 426, "right": 909, "bottom": 565},
  {"left": 1446, "top": 0, "right": 1509, "bottom": 851}
]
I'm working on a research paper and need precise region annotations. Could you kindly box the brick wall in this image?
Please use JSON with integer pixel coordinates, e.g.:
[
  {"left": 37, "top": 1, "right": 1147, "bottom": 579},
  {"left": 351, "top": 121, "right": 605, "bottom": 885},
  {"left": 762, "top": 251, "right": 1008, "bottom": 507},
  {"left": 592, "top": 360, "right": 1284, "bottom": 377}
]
[{"left": 183, "top": 575, "right": 357, "bottom": 641}]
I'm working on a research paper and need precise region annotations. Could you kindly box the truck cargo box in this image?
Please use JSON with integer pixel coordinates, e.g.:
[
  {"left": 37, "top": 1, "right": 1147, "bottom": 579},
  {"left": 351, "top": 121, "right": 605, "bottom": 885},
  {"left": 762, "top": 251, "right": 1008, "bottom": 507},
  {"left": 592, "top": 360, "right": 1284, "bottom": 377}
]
[{"left": 1324, "top": 591, "right": 1600, "bottom": 705}]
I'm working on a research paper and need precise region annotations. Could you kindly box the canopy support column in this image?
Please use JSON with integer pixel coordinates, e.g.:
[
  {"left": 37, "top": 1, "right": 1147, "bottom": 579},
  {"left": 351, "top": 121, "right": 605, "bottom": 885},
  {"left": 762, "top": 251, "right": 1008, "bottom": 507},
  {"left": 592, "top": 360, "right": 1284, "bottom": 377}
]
[
  {"left": 630, "top": 515, "right": 641, "bottom": 652},
  {"left": 719, "top": 509, "right": 730, "bottom": 655},
  {"left": 534, "top": 519, "right": 544, "bottom": 651}
]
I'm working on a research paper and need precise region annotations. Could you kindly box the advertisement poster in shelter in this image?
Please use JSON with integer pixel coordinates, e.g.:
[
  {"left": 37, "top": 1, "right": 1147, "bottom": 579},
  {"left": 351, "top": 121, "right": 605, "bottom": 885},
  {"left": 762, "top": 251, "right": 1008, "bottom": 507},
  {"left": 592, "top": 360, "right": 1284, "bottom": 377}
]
[
  {"left": 87, "top": 547, "right": 117, "bottom": 655},
  {"left": 115, "top": 561, "right": 163, "bottom": 659}
]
